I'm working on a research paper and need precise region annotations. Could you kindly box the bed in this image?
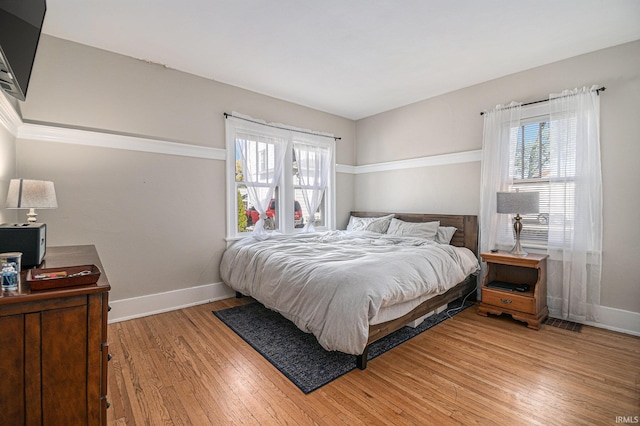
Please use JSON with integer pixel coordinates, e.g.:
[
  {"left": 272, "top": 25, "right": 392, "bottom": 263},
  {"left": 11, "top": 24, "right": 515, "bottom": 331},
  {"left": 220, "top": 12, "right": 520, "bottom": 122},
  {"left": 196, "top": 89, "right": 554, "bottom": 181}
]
[{"left": 220, "top": 212, "right": 479, "bottom": 369}]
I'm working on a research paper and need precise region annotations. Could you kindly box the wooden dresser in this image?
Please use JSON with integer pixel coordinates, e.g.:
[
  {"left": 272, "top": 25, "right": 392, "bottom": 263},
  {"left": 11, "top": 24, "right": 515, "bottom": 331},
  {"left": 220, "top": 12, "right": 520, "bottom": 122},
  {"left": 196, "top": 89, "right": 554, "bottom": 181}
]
[{"left": 0, "top": 245, "right": 111, "bottom": 426}]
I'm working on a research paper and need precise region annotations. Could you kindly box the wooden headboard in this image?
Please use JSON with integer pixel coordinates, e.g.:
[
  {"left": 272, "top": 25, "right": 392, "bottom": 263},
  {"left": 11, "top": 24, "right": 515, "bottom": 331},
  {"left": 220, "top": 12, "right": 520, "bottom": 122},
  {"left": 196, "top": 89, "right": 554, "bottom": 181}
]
[{"left": 350, "top": 211, "right": 479, "bottom": 255}]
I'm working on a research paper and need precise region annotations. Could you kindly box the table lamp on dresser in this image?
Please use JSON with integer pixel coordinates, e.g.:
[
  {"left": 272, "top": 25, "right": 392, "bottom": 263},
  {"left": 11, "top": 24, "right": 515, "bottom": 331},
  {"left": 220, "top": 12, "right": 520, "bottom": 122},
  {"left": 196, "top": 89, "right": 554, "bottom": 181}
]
[
  {"left": 2, "top": 179, "right": 57, "bottom": 267},
  {"left": 5, "top": 178, "right": 57, "bottom": 223}
]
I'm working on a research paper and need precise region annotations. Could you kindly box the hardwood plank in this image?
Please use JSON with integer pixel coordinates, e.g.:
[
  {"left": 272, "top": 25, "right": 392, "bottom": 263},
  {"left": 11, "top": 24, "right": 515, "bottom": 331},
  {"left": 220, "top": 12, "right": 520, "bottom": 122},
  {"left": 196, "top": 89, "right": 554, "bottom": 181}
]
[{"left": 107, "top": 299, "right": 640, "bottom": 425}]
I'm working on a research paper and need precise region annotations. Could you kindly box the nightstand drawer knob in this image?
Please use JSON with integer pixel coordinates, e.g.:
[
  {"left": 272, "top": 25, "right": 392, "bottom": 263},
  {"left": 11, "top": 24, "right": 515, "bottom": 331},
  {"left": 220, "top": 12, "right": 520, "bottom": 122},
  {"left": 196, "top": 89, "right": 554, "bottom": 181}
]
[
  {"left": 108, "top": 353, "right": 113, "bottom": 361},
  {"left": 500, "top": 298, "right": 513, "bottom": 304}
]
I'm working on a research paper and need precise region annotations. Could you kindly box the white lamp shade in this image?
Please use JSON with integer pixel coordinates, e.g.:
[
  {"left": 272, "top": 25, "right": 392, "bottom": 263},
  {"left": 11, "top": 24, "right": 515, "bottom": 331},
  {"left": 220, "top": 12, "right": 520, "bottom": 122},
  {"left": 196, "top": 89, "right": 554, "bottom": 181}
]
[
  {"left": 496, "top": 191, "right": 539, "bottom": 214},
  {"left": 6, "top": 179, "right": 58, "bottom": 209}
]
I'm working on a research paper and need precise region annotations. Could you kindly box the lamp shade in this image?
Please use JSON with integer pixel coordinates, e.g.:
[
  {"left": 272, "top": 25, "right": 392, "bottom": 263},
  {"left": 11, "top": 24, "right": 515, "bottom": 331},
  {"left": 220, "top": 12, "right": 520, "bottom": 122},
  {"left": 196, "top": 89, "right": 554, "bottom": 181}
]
[
  {"left": 6, "top": 179, "right": 58, "bottom": 209},
  {"left": 496, "top": 191, "right": 539, "bottom": 214}
]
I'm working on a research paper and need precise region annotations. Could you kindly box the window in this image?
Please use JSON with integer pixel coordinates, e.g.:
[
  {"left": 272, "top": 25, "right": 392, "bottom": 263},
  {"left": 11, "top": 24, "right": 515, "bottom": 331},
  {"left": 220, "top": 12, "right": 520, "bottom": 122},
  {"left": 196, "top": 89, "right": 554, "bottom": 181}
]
[
  {"left": 226, "top": 115, "right": 335, "bottom": 239},
  {"left": 508, "top": 105, "right": 577, "bottom": 247},
  {"left": 481, "top": 87, "right": 602, "bottom": 321}
]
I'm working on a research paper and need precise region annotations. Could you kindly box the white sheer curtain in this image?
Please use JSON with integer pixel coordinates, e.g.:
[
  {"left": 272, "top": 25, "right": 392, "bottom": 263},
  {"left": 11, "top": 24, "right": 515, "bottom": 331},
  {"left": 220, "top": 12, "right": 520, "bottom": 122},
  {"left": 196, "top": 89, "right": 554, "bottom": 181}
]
[
  {"left": 479, "top": 102, "right": 522, "bottom": 256},
  {"left": 294, "top": 141, "right": 332, "bottom": 232},
  {"left": 236, "top": 130, "right": 287, "bottom": 239},
  {"left": 547, "top": 87, "right": 602, "bottom": 322}
]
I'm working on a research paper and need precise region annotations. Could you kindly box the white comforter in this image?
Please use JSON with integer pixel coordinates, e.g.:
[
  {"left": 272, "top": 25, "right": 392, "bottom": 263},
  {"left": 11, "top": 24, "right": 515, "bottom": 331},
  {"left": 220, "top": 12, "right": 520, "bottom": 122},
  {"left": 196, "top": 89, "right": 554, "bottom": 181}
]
[{"left": 220, "top": 231, "right": 479, "bottom": 355}]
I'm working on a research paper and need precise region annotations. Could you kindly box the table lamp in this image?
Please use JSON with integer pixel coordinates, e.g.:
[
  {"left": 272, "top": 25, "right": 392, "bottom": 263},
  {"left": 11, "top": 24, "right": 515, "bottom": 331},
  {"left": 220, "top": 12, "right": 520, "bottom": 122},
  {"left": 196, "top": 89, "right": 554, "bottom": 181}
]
[
  {"left": 6, "top": 179, "right": 58, "bottom": 223},
  {"left": 496, "top": 191, "right": 539, "bottom": 256}
]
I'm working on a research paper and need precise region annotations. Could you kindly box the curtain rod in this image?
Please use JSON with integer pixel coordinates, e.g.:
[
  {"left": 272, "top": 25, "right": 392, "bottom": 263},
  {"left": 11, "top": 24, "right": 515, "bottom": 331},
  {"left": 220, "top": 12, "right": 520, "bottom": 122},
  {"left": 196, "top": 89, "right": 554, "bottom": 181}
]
[
  {"left": 224, "top": 112, "right": 341, "bottom": 141},
  {"left": 480, "top": 87, "right": 606, "bottom": 116}
]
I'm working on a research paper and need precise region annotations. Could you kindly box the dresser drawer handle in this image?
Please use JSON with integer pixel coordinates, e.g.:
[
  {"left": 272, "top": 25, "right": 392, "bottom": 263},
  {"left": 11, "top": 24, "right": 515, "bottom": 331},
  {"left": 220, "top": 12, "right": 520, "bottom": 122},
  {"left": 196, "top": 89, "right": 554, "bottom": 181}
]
[
  {"left": 500, "top": 298, "right": 513, "bottom": 304},
  {"left": 108, "top": 353, "right": 113, "bottom": 362}
]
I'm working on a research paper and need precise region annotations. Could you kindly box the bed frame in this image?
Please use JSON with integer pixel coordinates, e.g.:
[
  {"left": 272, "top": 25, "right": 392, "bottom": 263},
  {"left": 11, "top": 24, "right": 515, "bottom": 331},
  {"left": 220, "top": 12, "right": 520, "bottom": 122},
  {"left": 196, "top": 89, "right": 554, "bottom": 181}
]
[{"left": 350, "top": 212, "right": 479, "bottom": 369}]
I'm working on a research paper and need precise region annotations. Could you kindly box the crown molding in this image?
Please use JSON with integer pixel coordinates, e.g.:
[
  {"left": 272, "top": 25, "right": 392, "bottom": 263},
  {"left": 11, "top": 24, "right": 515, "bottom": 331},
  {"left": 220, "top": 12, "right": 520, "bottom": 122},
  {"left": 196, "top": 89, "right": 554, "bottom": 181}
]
[
  {"left": 0, "top": 91, "right": 22, "bottom": 136},
  {"left": 17, "top": 123, "right": 227, "bottom": 160}
]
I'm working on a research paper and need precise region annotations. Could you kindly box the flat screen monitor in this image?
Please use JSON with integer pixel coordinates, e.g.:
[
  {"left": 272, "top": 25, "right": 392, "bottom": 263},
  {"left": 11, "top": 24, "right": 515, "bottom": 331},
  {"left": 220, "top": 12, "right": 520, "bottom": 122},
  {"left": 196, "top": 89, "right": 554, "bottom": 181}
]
[{"left": 0, "top": 0, "right": 47, "bottom": 101}]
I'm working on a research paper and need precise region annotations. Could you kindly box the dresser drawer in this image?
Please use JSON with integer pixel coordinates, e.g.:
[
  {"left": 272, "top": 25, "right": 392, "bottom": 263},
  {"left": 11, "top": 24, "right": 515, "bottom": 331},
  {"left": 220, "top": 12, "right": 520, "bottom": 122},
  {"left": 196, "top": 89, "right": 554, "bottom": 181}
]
[{"left": 482, "top": 288, "right": 535, "bottom": 314}]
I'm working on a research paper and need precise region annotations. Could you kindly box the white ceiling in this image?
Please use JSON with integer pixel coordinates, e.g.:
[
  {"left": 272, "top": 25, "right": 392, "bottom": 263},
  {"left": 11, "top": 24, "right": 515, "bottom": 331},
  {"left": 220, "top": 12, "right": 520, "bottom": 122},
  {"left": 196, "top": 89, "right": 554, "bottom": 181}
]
[{"left": 42, "top": 0, "right": 640, "bottom": 120}]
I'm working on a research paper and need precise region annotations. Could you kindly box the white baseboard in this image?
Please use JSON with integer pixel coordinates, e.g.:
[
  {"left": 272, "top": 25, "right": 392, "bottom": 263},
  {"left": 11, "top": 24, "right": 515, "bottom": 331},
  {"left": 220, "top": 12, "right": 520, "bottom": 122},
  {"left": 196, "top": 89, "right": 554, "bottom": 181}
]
[
  {"left": 108, "top": 281, "right": 235, "bottom": 323},
  {"left": 548, "top": 304, "right": 640, "bottom": 337},
  {"left": 109, "top": 283, "right": 640, "bottom": 338}
]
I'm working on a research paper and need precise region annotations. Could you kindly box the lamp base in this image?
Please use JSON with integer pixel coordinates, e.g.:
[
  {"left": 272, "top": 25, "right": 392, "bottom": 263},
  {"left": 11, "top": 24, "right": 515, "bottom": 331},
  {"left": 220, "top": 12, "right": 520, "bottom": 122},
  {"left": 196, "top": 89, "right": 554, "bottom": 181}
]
[
  {"left": 510, "top": 214, "right": 528, "bottom": 256},
  {"left": 509, "top": 239, "right": 529, "bottom": 256},
  {"left": 26, "top": 208, "right": 38, "bottom": 223}
]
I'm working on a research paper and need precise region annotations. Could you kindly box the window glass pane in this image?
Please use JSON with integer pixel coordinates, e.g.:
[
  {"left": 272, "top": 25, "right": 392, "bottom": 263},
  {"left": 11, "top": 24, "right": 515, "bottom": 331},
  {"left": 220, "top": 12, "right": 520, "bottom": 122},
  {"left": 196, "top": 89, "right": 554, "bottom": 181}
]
[
  {"left": 515, "top": 122, "right": 550, "bottom": 180},
  {"left": 510, "top": 182, "right": 549, "bottom": 243},
  {"left": 548, "top": 116, "right": 577, "bottom": 178},
  {"left": 235, "top": 159, "right": 244, "bottom": 183},
  {"left": 540, "top": 122, "right": 550, "bottom": 178},
  {"left": 314, "top": 195, "right": 325, "bottom": 228},
  {"left": 236, "top": 137, "right": 279, "bottom": 184},
  {"left": 267, "top": 194, "right": 277, "bottom": 231},
  {"left": 294, "top": 189, "right": 324, "bottom": 228},
  {"left": 293, "top": 197, "right": 304, "bottom": 228},
  {"left": 293, "top": 151, "right": 302, "bottom": 228},
  {"left": 243, "top": 188, "right": 279, "bottom": 232},
  {"left": 236, "top": 184, "right": 249, "bottom": 233}
]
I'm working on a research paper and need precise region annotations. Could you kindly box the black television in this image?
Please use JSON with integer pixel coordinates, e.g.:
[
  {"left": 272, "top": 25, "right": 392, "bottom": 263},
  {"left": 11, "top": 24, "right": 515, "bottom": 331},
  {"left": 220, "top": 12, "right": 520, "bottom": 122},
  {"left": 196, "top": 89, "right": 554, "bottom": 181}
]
[{"left": 0, "top": 0, "right": 47, "bottom": 101}]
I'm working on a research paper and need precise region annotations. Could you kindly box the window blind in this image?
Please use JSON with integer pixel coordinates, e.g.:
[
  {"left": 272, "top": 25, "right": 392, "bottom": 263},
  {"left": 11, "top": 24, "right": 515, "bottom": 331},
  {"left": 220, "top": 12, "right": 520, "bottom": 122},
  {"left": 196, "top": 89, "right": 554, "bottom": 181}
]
[{"left": 510, "top": 116, "right": 577, "bottom": 245}]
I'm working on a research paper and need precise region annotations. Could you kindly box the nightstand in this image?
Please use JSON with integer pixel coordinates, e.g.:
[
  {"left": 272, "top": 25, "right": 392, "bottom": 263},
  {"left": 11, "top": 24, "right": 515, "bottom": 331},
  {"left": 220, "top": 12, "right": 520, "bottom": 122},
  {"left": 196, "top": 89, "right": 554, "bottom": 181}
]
[{"left": 477, "top": 251, "right": 548, "bottom": 329}]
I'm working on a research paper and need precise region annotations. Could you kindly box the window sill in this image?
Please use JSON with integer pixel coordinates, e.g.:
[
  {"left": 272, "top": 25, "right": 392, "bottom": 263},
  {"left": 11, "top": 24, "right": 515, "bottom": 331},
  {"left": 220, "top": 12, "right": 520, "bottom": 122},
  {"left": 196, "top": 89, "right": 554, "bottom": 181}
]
[{"left": 496, "top": 243, "right": 600, "bottom": 263}]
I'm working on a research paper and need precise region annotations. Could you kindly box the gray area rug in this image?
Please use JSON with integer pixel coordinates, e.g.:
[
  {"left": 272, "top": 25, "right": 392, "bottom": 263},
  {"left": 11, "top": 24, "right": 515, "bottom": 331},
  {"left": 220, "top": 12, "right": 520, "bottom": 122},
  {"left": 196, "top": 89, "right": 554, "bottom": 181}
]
[{"left": 213, "top": 297, "right": 473, "bottom": 393}]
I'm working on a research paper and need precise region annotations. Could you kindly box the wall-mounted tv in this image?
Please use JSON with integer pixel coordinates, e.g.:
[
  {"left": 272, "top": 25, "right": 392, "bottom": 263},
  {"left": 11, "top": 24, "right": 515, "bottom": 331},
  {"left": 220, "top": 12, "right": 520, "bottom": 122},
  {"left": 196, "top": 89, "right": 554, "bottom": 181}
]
[{"left": 0, "top": 0, "right": 47, "bottom": 101}]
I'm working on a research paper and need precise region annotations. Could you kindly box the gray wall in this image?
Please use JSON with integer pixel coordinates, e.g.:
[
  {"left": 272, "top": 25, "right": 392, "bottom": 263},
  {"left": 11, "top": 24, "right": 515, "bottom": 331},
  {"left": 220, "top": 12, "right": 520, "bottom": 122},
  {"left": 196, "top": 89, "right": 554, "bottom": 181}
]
[
  {"left": 5, "top": 34, "right": 639, "bottom": 320},
  {"left": 0, "top": 120, "right": 17, "bottom": 223},
  {"left": 354, "top": 40, "right": 640, "bottom": 314},
  {"left": 15, "top": 35, "right": 357, "bottom": 301}
]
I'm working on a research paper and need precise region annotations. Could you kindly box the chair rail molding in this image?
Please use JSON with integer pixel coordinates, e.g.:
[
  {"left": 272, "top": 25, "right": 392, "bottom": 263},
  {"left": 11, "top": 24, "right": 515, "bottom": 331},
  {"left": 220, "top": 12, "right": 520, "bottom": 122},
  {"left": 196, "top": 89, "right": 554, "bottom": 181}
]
[
  {"left": 17, "top": 122, "right": 227, "bottom": 160},
  {"left": 3, "top": 90, "right": 480, "bottom": 173},
  {"left": 343, "top": 149, "right": 482, "bottom": 175}
]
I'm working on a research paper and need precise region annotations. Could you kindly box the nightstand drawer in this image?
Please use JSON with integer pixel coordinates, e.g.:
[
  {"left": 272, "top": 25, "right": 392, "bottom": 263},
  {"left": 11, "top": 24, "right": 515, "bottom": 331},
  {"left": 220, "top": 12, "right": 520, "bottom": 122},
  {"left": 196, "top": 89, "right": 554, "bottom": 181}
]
[{"left": 482, "top": 288, "right": 535, "bottom": 314}]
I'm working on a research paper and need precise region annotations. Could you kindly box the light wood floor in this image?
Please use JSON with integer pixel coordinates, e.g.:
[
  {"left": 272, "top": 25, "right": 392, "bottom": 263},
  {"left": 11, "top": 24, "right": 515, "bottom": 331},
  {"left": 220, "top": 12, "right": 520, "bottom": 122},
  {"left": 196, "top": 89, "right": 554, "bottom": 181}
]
[{"left": 107, "top": 298, "right": 639, "bottom": 425}]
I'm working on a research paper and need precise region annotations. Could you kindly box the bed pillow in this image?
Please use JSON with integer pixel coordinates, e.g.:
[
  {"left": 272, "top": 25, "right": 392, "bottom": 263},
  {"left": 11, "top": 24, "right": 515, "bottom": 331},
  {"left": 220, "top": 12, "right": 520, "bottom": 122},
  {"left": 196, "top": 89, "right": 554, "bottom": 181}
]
[
  {"left": 435, "top": 226, "right": 457, "bottom": 245},
  {"left": 386, "top": 218, "right": 439, "bottom": 240},
  {"left": 346, "top": 214, "right": 395, "bottom": 233}
]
